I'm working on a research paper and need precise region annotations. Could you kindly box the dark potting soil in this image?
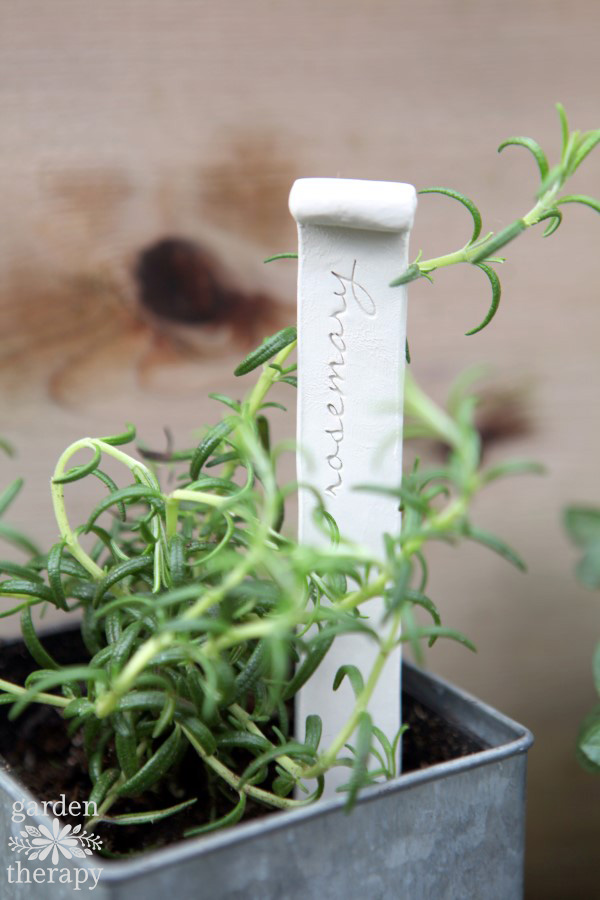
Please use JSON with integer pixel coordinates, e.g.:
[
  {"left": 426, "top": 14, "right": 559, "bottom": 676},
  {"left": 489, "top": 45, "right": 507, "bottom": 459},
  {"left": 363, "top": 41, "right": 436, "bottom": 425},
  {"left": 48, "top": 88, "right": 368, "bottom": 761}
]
[{"left": 0, "top": 626, "right": 483, "bottom": 859}]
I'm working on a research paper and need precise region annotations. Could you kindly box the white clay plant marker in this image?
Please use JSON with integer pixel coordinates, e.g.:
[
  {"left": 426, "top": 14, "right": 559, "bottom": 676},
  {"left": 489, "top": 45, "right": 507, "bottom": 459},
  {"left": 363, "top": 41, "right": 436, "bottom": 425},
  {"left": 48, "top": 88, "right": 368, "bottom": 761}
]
[{"left": 289, "top": 178, "right": 417, "bottom": 796}]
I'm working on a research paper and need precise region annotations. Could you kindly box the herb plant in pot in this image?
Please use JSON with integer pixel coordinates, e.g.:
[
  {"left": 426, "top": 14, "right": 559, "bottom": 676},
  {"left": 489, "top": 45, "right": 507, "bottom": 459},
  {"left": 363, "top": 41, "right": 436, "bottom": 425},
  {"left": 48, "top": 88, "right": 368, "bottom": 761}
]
[{"left": 0, "top": 105, "right": 598, "bottom": 899}]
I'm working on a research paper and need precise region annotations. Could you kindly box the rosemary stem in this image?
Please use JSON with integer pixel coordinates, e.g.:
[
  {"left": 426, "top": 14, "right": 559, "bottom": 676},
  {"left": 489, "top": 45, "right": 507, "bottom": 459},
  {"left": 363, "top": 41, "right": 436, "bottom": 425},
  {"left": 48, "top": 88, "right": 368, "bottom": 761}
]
[
  {"left": 182, "top": 725, "right": 303, "bottom": 810},
  {"left": 245, "top": 341, "right": 297, "bottom": 419},
  {"left": 304, "top": 608, "right": 403, "bottom": 777},
  {"left": 0, "top": 678, "right": 70, "bottom": 708}
]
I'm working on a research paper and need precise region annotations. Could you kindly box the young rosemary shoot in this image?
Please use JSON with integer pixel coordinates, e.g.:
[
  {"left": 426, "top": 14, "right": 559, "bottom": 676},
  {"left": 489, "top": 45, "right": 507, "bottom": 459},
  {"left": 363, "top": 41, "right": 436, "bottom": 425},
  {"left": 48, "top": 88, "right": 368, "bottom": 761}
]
[{"left": 269, "top": 103, "right": 600, "bottom": 337}]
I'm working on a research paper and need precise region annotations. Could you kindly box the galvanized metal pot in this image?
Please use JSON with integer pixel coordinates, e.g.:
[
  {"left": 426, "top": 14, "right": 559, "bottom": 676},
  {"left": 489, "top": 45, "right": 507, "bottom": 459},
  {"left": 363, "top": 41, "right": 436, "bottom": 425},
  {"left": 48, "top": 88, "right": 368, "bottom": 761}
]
[{"left": 0, "top": 652, "right": 532, "bottom": 900}]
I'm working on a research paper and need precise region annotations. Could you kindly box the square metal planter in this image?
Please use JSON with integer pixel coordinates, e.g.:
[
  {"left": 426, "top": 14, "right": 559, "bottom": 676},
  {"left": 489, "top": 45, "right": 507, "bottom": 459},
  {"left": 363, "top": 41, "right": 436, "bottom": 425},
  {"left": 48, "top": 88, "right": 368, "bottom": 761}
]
[{"left": 0, "top": 650, "right": 532, "bottom": 899}]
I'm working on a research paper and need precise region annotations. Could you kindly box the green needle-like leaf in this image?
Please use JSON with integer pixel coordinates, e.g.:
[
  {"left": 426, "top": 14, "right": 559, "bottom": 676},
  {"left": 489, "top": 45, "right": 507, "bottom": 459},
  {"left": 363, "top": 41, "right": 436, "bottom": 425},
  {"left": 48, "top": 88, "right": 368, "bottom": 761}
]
[
  {"left": 179, "top": 716, "right": 217, "bottom": 756},
  {"left": 498, "top": 137, "right": 549, "bottom": 182},
  {"left": 189, "top": 419, "right": 235, "bottom": 480},
  {"left": 283, "top": 634, "right": 334, "bottom": 700},
  {"left": 20, "top": 607, "right": 60, "bottom": 670},
  {"left": 557, "top": 102, "right": 570, "bottom": 157},
  {"left": 418, "top": 187, "right": 483, "bottom": 245},
  {"left": 103, "top": 797, "right": 198, "bottom": 827},
  {"left": 217, "top": 732, "right": 270, "bottom": 753},
  {"left": 90, "top": 470, "right": 127, "bottom": 521},
  {"left": 208, "top": 393, "right": 241, "bottom": 412},
  {"left": 94, "top": 557, "right": 154, "bottom": 605},
  {"left": 0, "top": 523, "right": 40, "bottom": 557},
  {"left": 332, "top": 664, "right": 365, "bottom": 698},
  {"left": 98, "top": 423, "right": 136, "bottom": 446},
  {"left": 536, "top": 208, "right": 563, "bottom": 237},
  {"left": 53, "top": 445, "right": 102, "bottom": 484},
  {"left": 0, "top": 579, "right": 54, "bottom": 602},
  {"left": 115, "top": 729, "right": 140, "bottom": 779},
  {"left": 168, "top": 534, "right": 186, "bottom": 588},
  {"left": 234, "top": 640, "right": 266, "bottom": 701},
  {"left": 0, "top": 561, "right": 43, "bottom": 582},
  {"left": 263, "top": 253, "right": 298, "bottom": 263},
  {"left": 184, "top": 794, "right": 246, "bottom": 837},
  {"left": 117, "top": 727, "right": 183, "bottom": 797},
  {"left": 399, "top": 624, "right": 476, "bottom": 653},
  {"left": 239, "top": 741, "right": 316, "bottom": 788},
  {"left": 0, "top": 478, "right": 23, "bottom": 517},
  {"left": 371, "top": 725, "right": 396, "bottom": 776},
  {"left": 86, "top": 484, "right": 164, "bottom": 529},
  {"left": 557, "top": 194, "right": 600, "bottom": 215},
  {"left": 46, "top": 541, "right": 69, "bottom": 611},
  {"left": 234, "top": 326, "right": 297, "bottom": 377},
  {"left": 304, "top": 714, "right": 323, "bottom": 751},
  {"left": 461, "top": 523, "right": 526, "bottom": 571},
  {"left": 464, "top": 263, "right": 501, "bottom": 336},
  {"left": 481, "top": 460, "right": 545, "bottom": 486},
  {"left": 88, "top": 769, "right": 120, "bottom": 809},
  {"left": 571, "top": 131, "right": 600, "bottom": 173},
  {"left": 342, "top": 711, "right": 373, "bottom": 811}
]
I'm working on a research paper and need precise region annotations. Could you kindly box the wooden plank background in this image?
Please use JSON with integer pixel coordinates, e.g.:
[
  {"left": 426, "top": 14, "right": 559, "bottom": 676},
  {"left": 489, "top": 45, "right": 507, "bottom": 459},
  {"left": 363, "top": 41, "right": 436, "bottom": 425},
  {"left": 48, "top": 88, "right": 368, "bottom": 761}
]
[{"left": 1, "top": 2, "right": 599, "bottom": 895}]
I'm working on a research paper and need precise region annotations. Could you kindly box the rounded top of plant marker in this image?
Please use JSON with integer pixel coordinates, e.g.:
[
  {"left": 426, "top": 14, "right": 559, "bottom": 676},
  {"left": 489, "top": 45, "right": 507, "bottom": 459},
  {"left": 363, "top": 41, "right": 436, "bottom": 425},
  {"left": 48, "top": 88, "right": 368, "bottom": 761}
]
[{"left": 289, "top": 178, "right": 417, "bottom": 232}]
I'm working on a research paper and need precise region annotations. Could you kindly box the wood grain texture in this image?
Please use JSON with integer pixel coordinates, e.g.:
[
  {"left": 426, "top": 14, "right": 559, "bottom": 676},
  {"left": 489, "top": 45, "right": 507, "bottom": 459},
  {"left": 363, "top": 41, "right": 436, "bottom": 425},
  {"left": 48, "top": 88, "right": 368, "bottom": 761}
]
[{"left": 0, "top": 2, "right": 599, "bottom": 895}]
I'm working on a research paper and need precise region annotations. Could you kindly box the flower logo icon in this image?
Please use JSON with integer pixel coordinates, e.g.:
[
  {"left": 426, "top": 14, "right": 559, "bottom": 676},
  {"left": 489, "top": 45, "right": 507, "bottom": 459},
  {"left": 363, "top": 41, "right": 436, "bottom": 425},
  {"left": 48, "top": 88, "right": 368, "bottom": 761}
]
[
  {"left": 25, "top": 820, "right": 83, "bottom": 864},
  {"left": 9, "top": 818, "right": 101, "bottom": 861}
]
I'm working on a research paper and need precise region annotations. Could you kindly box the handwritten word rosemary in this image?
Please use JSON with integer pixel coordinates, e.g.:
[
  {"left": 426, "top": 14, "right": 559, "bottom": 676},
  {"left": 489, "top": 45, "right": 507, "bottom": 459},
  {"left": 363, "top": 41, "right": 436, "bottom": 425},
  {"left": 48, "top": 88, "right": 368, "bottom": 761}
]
[{"left": 325, "top": 260, "right": 376, "bottom": 496}]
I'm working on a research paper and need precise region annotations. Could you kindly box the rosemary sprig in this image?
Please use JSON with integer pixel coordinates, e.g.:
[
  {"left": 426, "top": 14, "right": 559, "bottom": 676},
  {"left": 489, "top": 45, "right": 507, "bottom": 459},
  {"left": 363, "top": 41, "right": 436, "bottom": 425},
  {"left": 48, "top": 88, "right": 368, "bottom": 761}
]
[{"left": 390, "top": 104, "right": 600, "bottom": 334}]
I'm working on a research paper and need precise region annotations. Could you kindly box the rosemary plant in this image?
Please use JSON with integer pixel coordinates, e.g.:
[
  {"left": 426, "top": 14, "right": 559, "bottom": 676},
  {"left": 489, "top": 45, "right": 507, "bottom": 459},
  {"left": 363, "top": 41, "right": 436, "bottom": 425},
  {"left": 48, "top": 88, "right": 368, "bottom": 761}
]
[
  {"left": 0, "top": 103, "right": 597, "bottom": 844},
  {"left": 0, "top": 333, "right": 527, "bottom": 838}
]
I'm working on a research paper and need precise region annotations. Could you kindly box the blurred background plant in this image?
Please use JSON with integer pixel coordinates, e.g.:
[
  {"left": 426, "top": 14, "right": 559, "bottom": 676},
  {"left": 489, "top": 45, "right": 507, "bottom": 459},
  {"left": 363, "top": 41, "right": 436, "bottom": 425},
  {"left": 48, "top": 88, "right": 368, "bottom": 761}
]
[{"left": 564, "top": 507, "right": 600, "bottom": 775}]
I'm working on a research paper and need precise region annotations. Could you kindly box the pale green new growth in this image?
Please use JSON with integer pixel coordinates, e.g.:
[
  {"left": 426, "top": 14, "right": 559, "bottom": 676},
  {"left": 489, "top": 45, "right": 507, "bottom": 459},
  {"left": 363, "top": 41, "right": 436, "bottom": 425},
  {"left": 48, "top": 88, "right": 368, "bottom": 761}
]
[{"left": 390, "top": 104, "right": 600, "bottom": 334}]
